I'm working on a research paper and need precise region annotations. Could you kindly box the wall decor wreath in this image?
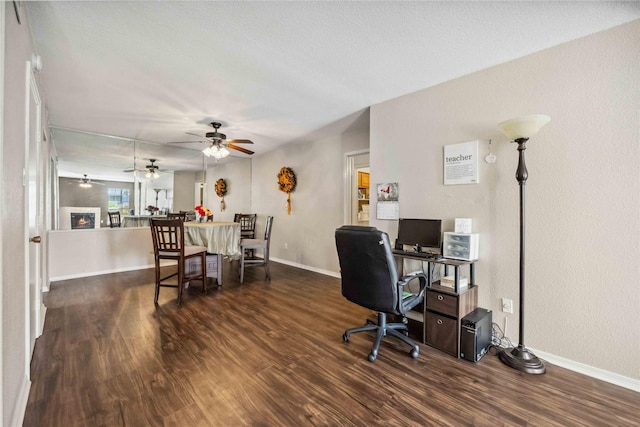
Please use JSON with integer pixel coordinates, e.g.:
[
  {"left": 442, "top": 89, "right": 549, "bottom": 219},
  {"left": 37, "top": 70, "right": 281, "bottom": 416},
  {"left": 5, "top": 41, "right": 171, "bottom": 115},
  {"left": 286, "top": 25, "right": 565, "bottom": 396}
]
[
  {"left": 277, "top": 167, "right": 297, "bottom": 215},
  {"left": 215, "top": 178, "right": 227, "bottom": 212}
]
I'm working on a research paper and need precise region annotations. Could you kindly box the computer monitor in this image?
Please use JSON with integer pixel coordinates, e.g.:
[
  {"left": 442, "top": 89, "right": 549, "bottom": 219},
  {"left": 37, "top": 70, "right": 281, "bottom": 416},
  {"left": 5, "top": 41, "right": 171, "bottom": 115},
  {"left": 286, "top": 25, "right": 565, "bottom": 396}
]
[{"left": 396, "top": 218, "right": 443, "bottom": 254}]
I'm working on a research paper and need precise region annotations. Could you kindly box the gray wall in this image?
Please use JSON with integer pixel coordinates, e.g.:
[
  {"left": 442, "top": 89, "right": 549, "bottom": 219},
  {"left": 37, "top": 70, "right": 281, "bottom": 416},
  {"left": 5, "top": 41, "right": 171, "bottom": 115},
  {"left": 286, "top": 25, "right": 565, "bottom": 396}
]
[
  {"left": 59, "top": 177, "right": 134, "bottom": 227},
  {"left": 369, "top": 21, "right": 639, "bottom": 380},
  {"left": 203, "top": 158, "right": 252, "bottom": 222},
  {"left": 250, "top": 127, "right": 369, "bottom": 273},
  {"left": 173, "top": 170, "right": 197, "bottom": 212}
]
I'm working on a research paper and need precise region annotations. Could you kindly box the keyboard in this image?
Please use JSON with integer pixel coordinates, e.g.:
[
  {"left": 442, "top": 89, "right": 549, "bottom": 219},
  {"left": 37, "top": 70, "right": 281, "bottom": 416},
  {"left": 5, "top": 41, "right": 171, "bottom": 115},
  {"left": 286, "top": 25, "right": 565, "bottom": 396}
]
[{"left": 392, "top": 249, "right": 443, "bottom": 261}]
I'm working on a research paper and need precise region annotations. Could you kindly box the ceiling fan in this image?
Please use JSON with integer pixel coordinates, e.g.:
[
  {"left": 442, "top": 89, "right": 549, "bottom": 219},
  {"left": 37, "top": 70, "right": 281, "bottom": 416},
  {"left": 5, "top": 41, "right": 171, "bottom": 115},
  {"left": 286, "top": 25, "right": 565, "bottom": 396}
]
[
  {"left": 177, "top": 122, "right": 255, "bottom": 158},
  {"left": 73, "top": 174, "right": 105, "bottom": 188},
  {"left": 124, "top": 158, "right": 161, "bottom": 178}
]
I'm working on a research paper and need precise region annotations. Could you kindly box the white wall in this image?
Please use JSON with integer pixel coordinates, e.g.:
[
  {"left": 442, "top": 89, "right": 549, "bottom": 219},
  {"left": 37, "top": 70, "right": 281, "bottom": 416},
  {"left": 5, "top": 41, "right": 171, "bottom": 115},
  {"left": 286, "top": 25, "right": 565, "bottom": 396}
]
[
  {"left": 370, "top": 21, "right": 640, "bottom": 381},
  {"left": 2, "top": 3, "right": 55, "bottom": 425},
  {"left": 48, "top": 228, "right": 156, "bottom": 281}
]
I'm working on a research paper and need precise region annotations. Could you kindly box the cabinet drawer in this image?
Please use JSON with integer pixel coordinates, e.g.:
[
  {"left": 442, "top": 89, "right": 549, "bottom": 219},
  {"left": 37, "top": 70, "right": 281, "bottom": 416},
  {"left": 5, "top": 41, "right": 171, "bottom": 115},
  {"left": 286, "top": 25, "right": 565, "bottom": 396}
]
[
  {"left": 445, "top": 233, "right": 471, "bottom": 244},
  {"left": 443, "top": 232, "right": 479, "bottom": 261},
  {"left": 426, "top": 290, "right": 458, "bottom": 317},
  {"left": 425, "top": 311, "right": 457, "bottom": 356}
]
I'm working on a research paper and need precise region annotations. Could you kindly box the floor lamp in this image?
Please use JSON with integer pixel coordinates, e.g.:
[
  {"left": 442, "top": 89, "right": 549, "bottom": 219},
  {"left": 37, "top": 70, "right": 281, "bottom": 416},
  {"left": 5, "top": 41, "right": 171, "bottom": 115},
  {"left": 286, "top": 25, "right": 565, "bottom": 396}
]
[{"left": 497, "top": 114, "right": 550, "bottom": 375}]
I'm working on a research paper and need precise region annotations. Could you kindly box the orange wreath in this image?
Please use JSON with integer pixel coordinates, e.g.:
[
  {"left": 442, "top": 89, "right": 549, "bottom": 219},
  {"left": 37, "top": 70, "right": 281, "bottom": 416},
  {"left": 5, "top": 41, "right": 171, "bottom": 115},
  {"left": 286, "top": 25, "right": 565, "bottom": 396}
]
[
  {"left": 215, "top": 178, "right": 227, "bottom": 211},
  {"left": 277, "top": 167, "right": 297, "bottom": 215}
]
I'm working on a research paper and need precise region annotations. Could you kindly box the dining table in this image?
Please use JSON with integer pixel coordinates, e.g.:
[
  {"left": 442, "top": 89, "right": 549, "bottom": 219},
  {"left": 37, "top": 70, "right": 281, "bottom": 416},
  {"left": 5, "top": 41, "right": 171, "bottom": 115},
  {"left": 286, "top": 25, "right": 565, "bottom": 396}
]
[
  {"left": 122, "top": 215, "right": 166, "bottom": 227},
  {"left": 183, "top": 221, "right": 242, "bottom": 285}
]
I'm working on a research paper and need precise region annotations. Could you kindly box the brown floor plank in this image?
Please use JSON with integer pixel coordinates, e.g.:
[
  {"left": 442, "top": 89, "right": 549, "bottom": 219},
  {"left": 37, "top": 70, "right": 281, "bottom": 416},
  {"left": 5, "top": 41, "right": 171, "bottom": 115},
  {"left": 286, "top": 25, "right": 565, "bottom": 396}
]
[{"left": 24, "top": 261, "right": 640, "bottom": 426}]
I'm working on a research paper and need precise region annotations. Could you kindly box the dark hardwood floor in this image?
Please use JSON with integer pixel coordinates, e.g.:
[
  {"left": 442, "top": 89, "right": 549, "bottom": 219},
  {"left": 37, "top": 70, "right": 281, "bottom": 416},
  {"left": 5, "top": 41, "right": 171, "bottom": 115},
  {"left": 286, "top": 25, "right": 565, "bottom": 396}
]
[{"left": 25, "top": 261, "right": 639, "bottom": 426}]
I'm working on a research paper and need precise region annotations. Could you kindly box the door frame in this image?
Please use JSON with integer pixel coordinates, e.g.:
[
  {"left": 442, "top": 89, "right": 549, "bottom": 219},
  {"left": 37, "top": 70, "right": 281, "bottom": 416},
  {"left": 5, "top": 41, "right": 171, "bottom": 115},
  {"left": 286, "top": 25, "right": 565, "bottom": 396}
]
[
  {"left": 24, "top": 59, "right": 45, "bottom": 374},
  {"left": 343, "top": 149, "right": 369, "bottom": 225},
  {"left": 0, "top": 3, "right": 5, "bottom": 422}
]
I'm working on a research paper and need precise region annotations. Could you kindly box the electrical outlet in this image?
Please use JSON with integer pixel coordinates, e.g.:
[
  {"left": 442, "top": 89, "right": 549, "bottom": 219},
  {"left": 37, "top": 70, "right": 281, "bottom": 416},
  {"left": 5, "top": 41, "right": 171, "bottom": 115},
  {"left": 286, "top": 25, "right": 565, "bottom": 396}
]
[
  {"left": 284, "top": 242, "right": 288, "bottom": 249},
  {"left": 502, "top": 298, "right": 513, "bottom": 314}
]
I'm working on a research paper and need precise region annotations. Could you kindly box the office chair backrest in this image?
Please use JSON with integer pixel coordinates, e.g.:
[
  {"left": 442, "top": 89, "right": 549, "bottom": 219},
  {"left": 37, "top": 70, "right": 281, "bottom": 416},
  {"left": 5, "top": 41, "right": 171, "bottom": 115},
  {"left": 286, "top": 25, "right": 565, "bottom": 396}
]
[{"left": 335, "top": 225, "right": 400, "bottom": 314}]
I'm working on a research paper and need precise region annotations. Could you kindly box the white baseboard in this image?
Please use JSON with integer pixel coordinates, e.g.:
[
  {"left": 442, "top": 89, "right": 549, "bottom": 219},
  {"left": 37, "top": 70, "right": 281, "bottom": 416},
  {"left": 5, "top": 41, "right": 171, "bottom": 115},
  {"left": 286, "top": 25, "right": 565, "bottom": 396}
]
[
  {"left": 270, "top": 257, "right": 340, "bottom": 279},
  {"left": 49, "top": 263, "right": 157, "bottom": 282},
  {"left": 530, "top": 348, "right": 639, "bottom": 392},
  {"left": 11, "top": 374, "right": 30, "bottom": 427}
]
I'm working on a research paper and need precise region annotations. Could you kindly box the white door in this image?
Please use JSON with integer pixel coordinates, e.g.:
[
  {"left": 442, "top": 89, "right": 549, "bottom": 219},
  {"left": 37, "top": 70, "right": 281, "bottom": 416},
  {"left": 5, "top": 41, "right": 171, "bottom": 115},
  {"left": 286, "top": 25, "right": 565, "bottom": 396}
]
[{"left": 25, "top": 62, "right": 43, "bottom": 363}]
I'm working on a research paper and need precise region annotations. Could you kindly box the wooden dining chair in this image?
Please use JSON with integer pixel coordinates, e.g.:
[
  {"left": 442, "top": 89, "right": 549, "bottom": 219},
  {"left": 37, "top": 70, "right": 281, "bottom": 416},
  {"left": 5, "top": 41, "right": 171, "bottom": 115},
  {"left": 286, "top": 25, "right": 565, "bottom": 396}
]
[
  {"left": 234, "top": 213, "right": 257, "bottom": 257},
  {"left": 234, "top": 213, "right": 257, "bottom": 239},
  {"left": 150, "top": 218, "right": 208, "bottom": 305},
  {"left": 239, "top": 216, "right": 274, "bottom": 284},
  {"left": 167, "top": 212, "right": 187, "bottom": 222},
  {"left": 108, "top": 211, "right": 121, "bottom": 228}
]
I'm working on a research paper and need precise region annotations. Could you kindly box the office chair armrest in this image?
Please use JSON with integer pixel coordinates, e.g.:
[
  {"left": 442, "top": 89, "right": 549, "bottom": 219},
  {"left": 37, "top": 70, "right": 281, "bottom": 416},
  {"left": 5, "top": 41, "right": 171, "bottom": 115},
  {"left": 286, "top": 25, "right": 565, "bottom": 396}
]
[
  {"left": 398, "top": 271, "right": 427, "bottom": 294},
  {"left": 398, "top": 272, "right": 428, "bottom": 298}
]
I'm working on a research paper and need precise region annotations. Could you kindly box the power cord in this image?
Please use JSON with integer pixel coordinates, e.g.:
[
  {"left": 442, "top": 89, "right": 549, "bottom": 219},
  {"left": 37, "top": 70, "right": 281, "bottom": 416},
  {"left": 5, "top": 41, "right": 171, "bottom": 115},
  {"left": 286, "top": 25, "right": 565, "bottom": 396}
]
[{"left": 490, "top": 322, "right": 514, "bottom": 354}]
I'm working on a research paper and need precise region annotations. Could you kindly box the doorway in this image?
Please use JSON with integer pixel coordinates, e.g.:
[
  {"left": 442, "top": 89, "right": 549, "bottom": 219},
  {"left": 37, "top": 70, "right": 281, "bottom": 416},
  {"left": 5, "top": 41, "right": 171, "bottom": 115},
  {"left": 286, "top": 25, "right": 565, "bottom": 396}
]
[{"left": 344, "top": 151, "right": 370, "bottom": 225}]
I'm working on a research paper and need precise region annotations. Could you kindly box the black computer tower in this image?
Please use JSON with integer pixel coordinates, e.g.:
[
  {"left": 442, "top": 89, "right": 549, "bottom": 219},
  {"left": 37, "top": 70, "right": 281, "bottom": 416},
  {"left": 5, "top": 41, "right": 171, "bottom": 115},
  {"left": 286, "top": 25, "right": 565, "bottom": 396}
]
[{"left": 460, "top": 307, "right": 492, "bottom": 362}]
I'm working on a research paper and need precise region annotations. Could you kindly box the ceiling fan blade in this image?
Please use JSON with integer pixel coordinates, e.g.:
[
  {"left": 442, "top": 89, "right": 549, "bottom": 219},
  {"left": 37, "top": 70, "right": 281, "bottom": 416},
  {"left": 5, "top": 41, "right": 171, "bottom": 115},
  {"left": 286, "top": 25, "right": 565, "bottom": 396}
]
[
  {"left": 168, "top": 140, "right": 205, "bottom": 144},
  {"left": 186, "top": 131, "right": 205, "bottom": 138},
  {"left": 227, "top": 139, "right": 253, "bottom": 144},
  {"left": 227, "top": 144, "right": 254, "bottom": 155},
  {"left": 123, "top": 167, "right": 145, "bottom": 172}
]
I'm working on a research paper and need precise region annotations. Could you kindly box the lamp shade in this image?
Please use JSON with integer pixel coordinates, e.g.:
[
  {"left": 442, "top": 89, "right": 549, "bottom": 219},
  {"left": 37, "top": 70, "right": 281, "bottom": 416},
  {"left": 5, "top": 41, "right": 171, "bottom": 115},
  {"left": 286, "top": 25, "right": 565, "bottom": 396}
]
[{"left": 497, "top": 115, "right": 550, "bottom": 140}]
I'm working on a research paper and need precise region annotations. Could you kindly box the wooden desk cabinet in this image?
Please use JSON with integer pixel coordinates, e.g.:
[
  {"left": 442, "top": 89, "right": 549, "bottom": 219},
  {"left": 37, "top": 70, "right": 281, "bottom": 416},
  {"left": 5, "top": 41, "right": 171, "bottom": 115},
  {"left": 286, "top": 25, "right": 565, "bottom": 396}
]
[
  {"left": 395, "top": 254, "right": 478, "bottom": 358},
  {"left": 424, "top": 284, "right": 477, "bottom": 357}
]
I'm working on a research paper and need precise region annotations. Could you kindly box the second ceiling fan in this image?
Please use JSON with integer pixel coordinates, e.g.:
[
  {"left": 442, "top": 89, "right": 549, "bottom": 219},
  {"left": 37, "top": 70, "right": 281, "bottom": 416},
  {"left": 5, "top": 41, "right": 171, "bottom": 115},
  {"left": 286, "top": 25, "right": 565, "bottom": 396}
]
[{"left": 180, "top": 122, "right": 255, "bottom": 158}]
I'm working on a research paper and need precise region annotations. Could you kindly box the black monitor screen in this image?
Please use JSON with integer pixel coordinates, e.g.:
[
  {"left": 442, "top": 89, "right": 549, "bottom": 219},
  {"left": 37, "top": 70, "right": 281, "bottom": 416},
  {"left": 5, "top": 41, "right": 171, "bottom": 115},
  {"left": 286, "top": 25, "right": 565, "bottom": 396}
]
[{"left": 396, "top": 218, "right": 442, "bottom": 252}]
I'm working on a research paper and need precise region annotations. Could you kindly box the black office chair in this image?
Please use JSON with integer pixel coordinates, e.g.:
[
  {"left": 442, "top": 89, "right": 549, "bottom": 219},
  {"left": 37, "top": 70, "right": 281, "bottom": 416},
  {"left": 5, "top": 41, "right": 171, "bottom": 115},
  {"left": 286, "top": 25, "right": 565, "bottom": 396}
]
[{"left": 335, "top": 225, "right": 428, "bottom": 362}]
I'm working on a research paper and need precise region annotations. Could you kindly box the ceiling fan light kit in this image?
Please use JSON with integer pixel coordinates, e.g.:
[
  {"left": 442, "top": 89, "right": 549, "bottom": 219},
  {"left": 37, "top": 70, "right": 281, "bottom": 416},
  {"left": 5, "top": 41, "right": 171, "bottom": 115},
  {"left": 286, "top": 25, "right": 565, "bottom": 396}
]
[
  {"left": 177, "top": 122, "right": 255, "bottom": 157},
  {"left": 203, "top": 144, "right": 231, "bottom": 159},
  {"left": 77, "top": 174, "right": 105, "bottom": 187}
]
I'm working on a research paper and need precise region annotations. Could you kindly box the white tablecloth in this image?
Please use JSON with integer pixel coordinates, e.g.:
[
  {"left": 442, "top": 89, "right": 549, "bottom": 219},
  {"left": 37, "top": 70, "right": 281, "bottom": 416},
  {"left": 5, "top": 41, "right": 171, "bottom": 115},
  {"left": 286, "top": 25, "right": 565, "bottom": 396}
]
[
  {"left": 122, "top": 215, "right": 166, "bottom": 227},
  {"left": 183, "top": 221, "right": 241, "bottom": 258}
]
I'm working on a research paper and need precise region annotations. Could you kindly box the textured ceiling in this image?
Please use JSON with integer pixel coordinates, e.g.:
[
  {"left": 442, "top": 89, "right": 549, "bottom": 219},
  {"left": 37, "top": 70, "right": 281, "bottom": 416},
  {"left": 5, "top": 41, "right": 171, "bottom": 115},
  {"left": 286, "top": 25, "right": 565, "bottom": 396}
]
[{"left": 26, "top": 1, "right": 640, "bottom": 178}]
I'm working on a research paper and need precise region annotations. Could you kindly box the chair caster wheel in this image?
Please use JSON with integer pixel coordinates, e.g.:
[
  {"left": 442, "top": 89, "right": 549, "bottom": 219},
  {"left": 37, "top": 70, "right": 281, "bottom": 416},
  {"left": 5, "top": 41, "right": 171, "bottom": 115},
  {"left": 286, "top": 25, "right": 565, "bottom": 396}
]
[
  {"left": 410, "top": 348, "right": 419, "bottom": 359},
  {"left": 343, "top": 333, "right": 349, "bottom": 342},
  {"left": 368, "top": 353, "right": 377, "bottom": 362}
]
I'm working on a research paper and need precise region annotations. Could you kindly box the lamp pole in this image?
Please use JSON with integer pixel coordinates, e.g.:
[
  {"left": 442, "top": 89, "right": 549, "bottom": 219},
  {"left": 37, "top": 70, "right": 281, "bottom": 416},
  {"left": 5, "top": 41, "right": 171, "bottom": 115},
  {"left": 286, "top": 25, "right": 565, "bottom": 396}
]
[{"left": 498, "top": 136, "right": 546, "bottom": 374}]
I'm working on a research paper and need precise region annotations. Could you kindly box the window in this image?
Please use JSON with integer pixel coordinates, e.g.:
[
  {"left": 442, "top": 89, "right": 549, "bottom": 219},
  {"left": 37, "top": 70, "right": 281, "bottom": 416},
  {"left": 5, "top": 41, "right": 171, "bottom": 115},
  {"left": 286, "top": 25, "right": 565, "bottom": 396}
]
[{"left": 108, "top": 188, "right": 130, "bottom": 213}]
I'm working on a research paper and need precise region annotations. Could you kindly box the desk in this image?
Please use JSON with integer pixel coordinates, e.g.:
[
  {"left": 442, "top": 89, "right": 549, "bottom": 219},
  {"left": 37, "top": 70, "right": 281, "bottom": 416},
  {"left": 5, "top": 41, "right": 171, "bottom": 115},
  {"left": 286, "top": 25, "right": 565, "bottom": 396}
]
[
  {"left": 183, "top": 221, "right": 241, "bottom": 285},
  {"left": 122, "top": 215, "right": 166, "bottom": 227},
  {"left": 393, "top": 252, "right": 478, "bottom": 358}
]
